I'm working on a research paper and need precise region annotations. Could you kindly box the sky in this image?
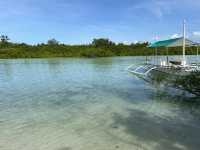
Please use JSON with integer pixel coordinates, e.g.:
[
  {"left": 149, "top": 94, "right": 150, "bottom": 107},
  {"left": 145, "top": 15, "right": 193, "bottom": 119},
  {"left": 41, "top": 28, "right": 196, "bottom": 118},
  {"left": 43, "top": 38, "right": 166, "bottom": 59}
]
[{"left": 0, "top": 0, "right": 200, "bottom": 44}]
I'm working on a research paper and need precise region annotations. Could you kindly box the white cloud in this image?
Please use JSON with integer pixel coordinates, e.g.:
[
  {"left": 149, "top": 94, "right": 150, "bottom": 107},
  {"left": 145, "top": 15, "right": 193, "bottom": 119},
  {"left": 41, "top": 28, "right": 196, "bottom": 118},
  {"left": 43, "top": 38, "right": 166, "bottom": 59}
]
[
  {"left": 193, "top": 32, "right": 200, "bottom": 37},
  {"left": 171, "top": 34, "right": 181, "bottom": 39},
  {"left": 131, "top": 0, "right": 175, "bottom": 18},
  {"left": 122, "top": 41, "right": 131, "bottom": 45},
  {"left": 130, "top": 0, "right": 200, "bottom": 19}
]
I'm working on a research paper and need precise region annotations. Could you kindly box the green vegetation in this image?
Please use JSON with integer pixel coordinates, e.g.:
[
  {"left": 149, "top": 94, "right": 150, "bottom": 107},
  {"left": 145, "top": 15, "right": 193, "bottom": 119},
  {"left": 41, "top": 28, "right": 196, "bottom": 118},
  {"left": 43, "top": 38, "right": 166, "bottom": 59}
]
[{"left": 0, "top": 35, "right": 199, "bottom": 58}]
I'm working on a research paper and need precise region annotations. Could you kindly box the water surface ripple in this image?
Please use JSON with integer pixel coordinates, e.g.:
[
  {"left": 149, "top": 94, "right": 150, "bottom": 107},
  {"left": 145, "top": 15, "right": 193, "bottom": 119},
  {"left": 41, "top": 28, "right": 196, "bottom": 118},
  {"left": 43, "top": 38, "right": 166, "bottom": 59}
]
[{"left": 0, "top": 57, "right": 200, "bottom": 150}]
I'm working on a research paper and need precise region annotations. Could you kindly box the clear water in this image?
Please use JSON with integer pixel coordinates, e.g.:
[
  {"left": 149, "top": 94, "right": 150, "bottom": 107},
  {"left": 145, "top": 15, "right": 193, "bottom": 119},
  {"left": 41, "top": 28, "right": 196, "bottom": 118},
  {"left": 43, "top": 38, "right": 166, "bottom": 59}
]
[{"left": 0, "top": 57, "right": 200, "bottom": 150}]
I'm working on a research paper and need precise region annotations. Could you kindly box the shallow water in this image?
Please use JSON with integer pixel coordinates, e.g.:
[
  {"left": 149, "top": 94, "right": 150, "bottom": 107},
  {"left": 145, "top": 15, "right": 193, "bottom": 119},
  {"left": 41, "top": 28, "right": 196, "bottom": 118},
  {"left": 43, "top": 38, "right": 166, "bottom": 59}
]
[{"left": 0, "top": 56, "right": 200, "bottom": 150}]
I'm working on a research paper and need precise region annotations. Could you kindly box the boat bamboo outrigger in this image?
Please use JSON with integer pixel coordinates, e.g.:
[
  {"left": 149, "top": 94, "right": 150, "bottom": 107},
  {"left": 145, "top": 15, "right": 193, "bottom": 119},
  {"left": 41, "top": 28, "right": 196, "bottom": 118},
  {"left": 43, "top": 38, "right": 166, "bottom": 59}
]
[{"left": 128, "top": 21, "right": 200, "bottom": 79}]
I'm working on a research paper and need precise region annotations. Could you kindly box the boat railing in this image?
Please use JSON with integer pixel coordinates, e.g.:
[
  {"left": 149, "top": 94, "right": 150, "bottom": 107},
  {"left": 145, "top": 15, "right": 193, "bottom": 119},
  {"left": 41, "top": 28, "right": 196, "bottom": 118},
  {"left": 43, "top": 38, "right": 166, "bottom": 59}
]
[
  {"left": 127, "top": 64, "right": 158, "bottom": 76},
  {"left": 128, "top": 62, "right": 200, "bottom": 77}
]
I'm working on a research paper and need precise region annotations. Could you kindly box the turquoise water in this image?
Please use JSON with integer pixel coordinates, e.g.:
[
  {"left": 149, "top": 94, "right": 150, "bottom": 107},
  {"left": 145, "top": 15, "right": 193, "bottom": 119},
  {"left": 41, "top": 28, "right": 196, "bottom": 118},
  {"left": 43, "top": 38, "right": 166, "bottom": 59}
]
[{"left": 0, "top": 57, "right": 200, "bottom": 150}]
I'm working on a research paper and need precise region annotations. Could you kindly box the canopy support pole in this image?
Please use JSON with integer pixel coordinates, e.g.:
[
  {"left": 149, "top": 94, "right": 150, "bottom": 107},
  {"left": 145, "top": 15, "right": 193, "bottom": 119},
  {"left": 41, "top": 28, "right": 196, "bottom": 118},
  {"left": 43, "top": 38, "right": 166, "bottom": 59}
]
[
  {"left": 155, "top": 48, "right": 158, "bottom": 65},
  {"left": 166, "top": 47, "right": 169, "bottom": 65},
  {"left": 182, "top": 20, "right": 186, "bottom": 66},
  {"left": 154, "top": 48, "right": 156, "bottom": 65},
  {"left": 197, "top": 46, "right": 199, "bottom": 64}
]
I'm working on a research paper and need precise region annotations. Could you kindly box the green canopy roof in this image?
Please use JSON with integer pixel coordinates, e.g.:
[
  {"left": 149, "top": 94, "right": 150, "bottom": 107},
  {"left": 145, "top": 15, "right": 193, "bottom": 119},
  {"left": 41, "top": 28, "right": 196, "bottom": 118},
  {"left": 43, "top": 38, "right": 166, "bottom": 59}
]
[{"left": 149, "top": 37, "right": 197, "bottom": 48}]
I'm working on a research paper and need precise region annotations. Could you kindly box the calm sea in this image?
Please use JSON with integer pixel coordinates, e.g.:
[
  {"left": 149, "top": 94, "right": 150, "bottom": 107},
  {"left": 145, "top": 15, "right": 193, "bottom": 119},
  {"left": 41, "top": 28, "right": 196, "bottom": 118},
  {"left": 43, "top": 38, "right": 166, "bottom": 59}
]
[{"left": 0, "top": 56, "right": 200, "bottom": 150}]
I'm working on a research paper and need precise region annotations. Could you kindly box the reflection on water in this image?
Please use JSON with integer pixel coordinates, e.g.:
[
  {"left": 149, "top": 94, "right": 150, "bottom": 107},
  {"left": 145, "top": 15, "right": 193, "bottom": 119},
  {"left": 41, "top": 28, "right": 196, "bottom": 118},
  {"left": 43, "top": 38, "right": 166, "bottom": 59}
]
[
  {"left": 0, "top": 57, "right": 200, "bottom": 150},
  {"left": 0, "top": 61, "right": 13, "bottom": 81}
]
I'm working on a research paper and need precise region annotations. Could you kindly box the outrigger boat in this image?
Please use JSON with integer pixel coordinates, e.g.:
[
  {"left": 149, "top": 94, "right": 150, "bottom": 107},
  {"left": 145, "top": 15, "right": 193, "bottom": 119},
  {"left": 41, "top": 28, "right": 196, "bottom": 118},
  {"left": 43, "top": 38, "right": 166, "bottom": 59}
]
[{"left": 128, "top": 21, "right": 200, "bottom": 82}]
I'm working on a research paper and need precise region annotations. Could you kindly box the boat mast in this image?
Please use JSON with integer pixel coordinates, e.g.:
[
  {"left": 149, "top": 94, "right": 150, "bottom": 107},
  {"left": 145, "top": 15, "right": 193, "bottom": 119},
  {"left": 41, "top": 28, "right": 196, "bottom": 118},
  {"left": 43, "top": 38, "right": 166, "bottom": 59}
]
[{"left": 183, "top": 20, "right": 186, "bottom": 66}]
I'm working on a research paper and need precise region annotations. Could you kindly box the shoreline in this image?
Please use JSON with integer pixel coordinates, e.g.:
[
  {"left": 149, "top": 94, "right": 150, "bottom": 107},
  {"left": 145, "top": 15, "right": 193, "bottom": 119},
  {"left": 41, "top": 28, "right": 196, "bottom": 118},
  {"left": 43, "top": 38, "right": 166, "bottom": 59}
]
[{"left": 0, "top": 54, "right": 198, "bottom": 59}]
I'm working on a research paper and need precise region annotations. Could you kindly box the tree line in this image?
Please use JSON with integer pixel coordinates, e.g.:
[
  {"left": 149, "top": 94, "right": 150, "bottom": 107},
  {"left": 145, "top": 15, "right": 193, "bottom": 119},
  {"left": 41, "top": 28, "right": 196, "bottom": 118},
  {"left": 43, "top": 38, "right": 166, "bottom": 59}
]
[{"left": 0, "top": 35, "right": 199, "bottom": 58}]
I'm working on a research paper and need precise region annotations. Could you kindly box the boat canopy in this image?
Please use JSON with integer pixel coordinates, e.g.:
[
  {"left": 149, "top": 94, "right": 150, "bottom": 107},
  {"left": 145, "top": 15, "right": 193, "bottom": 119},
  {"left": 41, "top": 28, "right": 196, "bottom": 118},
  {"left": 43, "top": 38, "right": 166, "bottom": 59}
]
[{"left": 149, "top": 37, "right": 198, "bottom": 48}]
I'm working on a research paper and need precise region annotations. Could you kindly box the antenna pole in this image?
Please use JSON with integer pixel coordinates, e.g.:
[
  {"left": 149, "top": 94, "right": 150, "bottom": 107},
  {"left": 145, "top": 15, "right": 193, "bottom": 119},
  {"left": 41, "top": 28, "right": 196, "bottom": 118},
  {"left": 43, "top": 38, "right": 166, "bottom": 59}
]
[{"left": 183, "top": 20, "right": 186, "bottom": 66}]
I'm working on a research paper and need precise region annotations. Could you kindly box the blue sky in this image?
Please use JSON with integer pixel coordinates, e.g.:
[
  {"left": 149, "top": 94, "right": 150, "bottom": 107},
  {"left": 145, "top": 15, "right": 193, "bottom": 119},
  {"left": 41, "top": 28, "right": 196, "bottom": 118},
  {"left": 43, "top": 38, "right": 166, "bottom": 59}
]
[{"left": 0, "top": 0, "right": 200, "bottom": 44}]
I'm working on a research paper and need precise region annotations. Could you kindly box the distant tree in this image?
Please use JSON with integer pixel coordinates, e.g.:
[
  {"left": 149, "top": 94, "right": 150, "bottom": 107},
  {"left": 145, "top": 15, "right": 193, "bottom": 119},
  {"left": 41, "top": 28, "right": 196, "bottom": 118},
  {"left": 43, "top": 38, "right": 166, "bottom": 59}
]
[
  {"left": 18, "top": 43, "right": 28, "bottom": 47},
  {"left": 92, "top": 38, "right": 115, "bottom": 48},
  {"left": 0, "top": 35, "right": 10, "bottom": 43},
  {"left": 118, "top": 43, "right": 125, "bottom": 46},
  {"left": 37, "top": 43, "right": 46, "bottom": 46},
  {"left": 130, "top": 42, "right": 149, "bottom": 48},
  {"left": 47, "top": 38, "right": 59, "bottom": 45}
]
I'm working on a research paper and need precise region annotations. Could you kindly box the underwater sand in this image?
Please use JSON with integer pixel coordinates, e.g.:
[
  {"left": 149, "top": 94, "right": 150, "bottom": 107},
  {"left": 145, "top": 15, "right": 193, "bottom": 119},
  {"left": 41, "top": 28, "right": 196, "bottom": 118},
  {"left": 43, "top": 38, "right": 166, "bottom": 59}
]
[{"left": 0, "top": 57, "right": 200, "bottom": 150}]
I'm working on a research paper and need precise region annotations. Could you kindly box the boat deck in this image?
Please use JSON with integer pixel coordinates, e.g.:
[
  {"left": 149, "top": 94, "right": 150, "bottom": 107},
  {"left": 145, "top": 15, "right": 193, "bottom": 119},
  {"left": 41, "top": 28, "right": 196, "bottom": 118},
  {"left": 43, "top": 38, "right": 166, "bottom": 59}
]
[{"left": 128, "top": 63, "right": 200, "bottom": 77}]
